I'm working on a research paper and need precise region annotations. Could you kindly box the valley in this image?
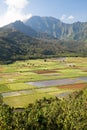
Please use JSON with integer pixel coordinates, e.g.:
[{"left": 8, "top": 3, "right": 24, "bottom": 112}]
[
  {"left": 0, "top": 57, "right": 87, "bottom": 108},
  {"left": 1, "top": 0, "right": 87, "bottom": 128},
  {"left": 0, "top": 0, "right": 87, "bottom": 129}
]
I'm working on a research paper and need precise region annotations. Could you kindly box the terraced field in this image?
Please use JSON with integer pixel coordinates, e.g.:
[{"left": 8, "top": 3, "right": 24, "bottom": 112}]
[{"left": 0, "top": 57, "right": 87, "bottom": 108}]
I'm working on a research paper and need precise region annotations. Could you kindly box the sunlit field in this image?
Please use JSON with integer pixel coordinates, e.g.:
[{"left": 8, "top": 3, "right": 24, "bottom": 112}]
[{"left": 0, "top": 57, "right": 87, "bottom": 107}]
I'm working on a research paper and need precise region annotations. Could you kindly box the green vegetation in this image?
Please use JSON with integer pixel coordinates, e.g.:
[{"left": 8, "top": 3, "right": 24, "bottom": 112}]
[
  {"left": 3, "top": 92, "right": 51, "bottom": 108},
  {"left": 0, "top": 84, "right": 10, "bottom": 93},
  {"left": 0, "top": 94, "right": 3, "bottom": 104},
  {"left": 8, "top": 83, "right": 35, "bottom": 91},
  {"left": 0, "top": 28, "right": 87, "bottom": 64},
  {"left": 0, "top": 57, "right": 87, "bottom": 107},
  {"left": 0, "top": 58, "right": 87, "bottom": 129},
  {"left": 0, "top": 17, "right": 87, "bottom": 129},
  {"left": 0, "top": 88, "right": 87, "bottom": 130}
]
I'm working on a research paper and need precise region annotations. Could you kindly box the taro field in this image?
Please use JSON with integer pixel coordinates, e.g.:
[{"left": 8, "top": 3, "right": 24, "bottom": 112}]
[{"left": 0, "top": 57, "right": 87, "bottom": 108}]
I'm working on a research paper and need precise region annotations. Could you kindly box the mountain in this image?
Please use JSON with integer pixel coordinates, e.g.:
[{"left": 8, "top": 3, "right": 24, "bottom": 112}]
[
  {"left": 25, "top": 16, "right": 63, "bottom": 39},
  {"left": 25, "top": 16, "right": 87, "bottom": 40},
  {"left": 3, "top": 20, "right": 38, "bottom": 37},
  {"left": 2, "top": 20, "right": 54, "bottom": 39},
  {"left": 0, "top": 16, "right": 87, "bottom": 63},
  {"left": 2, "top": 16, "right": 87, "bottom": 40}
]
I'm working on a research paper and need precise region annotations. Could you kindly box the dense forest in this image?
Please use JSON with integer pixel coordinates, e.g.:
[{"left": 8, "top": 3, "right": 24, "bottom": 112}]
[
  {"left": 0, "top": 28, "right": 87, "bottom": 64},
  {"left": 0, "top": 88, "right": 87, "bottom": 130}
]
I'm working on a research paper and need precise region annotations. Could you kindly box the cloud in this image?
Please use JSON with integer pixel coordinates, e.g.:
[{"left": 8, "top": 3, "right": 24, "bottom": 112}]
[
  {"left": 0, "top": 0, "right": 32, "bottom": 27},
  {"left": 67, "top": 15, "right": 74, "bottom": 20},
  {"left": 60, "top": 14, "right": 67, "bottom": 20},
  {"left": 60, "top": 14, "right": 74, "bottom": 22}
]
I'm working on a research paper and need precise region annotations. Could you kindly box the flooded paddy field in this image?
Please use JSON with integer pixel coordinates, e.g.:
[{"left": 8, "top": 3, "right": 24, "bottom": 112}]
[{"left": 27, "top": 77, "right": 87, "bottom": 87}]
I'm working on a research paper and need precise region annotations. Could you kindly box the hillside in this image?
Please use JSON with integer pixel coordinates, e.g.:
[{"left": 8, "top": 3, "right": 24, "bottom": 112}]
[
  {"left": 0, "top": 88, "right": 87, "bottom": 129},
  {"left": 0, "top": 28, "right": 87, "bottom": 63},
  {"left": 0, "top": 17, "right": 87, "bottom": 63},
  {"left": 25, "top": 16, "right": 87, "bottom": 40},
  {"left": 3, "top": 20, "right": 54, "bottom": 39},
  {"left": 0, "top": 28, "right": 41, "bottom": 63},
  {"left": 3, "top": 20, "right": 38, "bottom": 38}
]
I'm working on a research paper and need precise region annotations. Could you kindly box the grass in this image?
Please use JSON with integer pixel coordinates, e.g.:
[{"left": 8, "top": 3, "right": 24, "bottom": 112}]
[
  {"left": 7, "top": 83, "right": 35, "bottom": 91},
  {"left": 3, "top": 87, "right": 71, "bottom": 108},
  {"left": 0, "top": 84, "right": 10, "bottom": 93},
  {"left": 3, "top": 85, "right": 75, "bottom": 108},
  {"left": 60, "top": 68, "right": 87, "bottom": 78},
  {"left": 3, "top": 93, "right": 52, "bottom": 108}
]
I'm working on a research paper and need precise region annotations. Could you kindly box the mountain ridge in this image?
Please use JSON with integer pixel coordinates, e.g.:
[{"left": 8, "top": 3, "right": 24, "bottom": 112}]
[
  {"left": 1, "top": 16, "right": 87, "bottom": 40},
  {"left": 25, "top": 16, "right": 87, "bottom": 40},
  {"left": 3, "top": 20, "right": 38, "bottom": 38}
]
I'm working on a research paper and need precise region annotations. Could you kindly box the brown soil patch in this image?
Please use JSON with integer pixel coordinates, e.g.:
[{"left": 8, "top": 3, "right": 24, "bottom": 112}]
[
  {"left": 57, "top": 83, "right": 87, "bottom": 90},
  {"left": 0, "top": 68, "right": 4, "bottom": 71},
  {"left": 35, "top": 70, "right": 58, "bottom": 74}
]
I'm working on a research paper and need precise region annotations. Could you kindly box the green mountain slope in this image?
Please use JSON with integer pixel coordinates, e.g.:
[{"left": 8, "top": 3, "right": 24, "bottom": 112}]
[
  {"left": 3, "top": 20, "right": 54, "bottom": 39},
  {"left": 0, "top": 28, "right": 87, "bottom": 63},
  {"left": 3, "top": 20, "right": 38, "bottom": 37}
]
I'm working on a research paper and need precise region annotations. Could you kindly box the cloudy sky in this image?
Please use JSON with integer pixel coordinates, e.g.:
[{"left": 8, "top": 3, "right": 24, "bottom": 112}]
[{"left": 0, "top": 0, "right": 87, "bottom": 27}]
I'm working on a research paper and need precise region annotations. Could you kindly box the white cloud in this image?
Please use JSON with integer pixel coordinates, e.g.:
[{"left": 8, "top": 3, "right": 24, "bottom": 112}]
[
  {"left": 60, "top": 14, "right": 74, "bottom": 22},
  {"left": 0, "top": 0, "right": 32, "bottom": 27},
  {"left": 67, "top": 15, "right": 74, "bottom": 20},
  {"left": 60, "top": 14, "right": 67, "bottom": 20}
]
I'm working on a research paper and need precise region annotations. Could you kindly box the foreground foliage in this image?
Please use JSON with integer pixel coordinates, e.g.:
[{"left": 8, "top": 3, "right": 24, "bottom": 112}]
[{"left": 0, "top": 88, "right": 87, "bottom": 130}]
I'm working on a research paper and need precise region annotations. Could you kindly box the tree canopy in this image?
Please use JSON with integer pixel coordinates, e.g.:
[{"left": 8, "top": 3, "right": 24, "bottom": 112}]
[{"left": 0, "top": 88, "right": 87, "bottom": 130}]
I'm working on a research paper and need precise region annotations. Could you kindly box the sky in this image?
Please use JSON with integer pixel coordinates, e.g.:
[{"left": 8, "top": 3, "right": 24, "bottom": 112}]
[{"left": 0, "top": 0, "right": 87, "bottom": 27}]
